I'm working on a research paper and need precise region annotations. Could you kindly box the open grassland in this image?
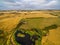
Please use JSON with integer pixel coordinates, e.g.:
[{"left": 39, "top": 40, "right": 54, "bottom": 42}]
[
  {"left": 0, "top": 10, "right": 60, "bottom": 45},
  {"left": 19, "top": 17, "right": 60, "bottom": 45}
]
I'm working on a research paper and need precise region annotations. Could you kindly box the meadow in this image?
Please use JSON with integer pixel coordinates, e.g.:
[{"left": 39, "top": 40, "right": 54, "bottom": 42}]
[{"left": 0, "top": 10, "right": 60, "bottom": 45}]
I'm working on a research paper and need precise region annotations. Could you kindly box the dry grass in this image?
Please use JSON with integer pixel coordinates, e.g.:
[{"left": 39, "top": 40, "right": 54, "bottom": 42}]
[{"left": 0, "top": 10, "right": 60, "bottom": 45}]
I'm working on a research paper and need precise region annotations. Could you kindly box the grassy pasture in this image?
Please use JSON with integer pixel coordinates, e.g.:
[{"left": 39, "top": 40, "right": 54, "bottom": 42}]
[{"left": 0, "top": 10, "right": 60, "bottom": 45}]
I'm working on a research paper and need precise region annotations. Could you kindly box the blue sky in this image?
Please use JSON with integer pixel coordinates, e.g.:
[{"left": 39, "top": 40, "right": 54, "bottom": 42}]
[{"left": 0, "top": 0, "right": 60, "bottom": 10}]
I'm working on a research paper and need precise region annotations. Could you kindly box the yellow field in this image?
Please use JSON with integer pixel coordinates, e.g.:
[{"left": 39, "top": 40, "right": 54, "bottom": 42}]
[{"left": 0, "top": 10, "right": 60, "bottom": 45}]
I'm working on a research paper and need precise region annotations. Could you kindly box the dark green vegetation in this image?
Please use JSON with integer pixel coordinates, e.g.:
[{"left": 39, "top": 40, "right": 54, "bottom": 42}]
[{"left": 0, "top": 30, "right": 8, "bottom": 45}]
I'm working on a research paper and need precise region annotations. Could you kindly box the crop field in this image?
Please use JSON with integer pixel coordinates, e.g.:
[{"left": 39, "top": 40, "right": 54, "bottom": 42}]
[{"left": 0, "top": 10, "right": 60, "bottom": 45}]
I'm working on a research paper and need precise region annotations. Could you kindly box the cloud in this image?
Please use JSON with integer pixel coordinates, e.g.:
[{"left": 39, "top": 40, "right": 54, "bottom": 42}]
[
  {"left": 0, "top": 0, "right": 60, "bottom": 10},
  {"left": 45, "top": 0, "right": 57, "bottom": 6}
]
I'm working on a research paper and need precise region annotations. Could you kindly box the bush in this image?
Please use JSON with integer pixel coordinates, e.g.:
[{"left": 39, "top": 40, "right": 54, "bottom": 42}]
[{"left": 0, "top": 13, "right": 4, "bottom": 15}]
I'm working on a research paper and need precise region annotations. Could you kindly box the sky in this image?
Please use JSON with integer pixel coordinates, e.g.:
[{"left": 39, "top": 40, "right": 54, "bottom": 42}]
[{"left": 0, "top": 0, "right": 60, "bottom": 10}]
